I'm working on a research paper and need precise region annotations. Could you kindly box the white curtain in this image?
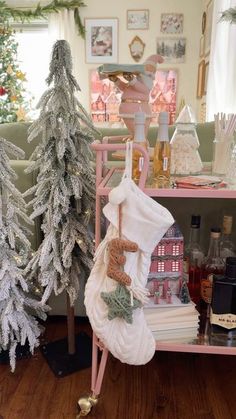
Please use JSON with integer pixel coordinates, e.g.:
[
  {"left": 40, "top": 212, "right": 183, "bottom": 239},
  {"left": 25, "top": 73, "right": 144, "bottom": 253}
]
[
  {"left": 206, "top": 0, "right": 236, "bottom": 120},
  {"left": 48, "top": 10, "right": 81, "bottom": 85}
]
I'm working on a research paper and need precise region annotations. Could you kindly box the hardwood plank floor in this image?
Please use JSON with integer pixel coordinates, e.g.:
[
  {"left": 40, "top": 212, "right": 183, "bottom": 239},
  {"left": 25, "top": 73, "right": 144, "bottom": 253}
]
[{"left": 1, "top": 317, "right": 236, "bottom": 419}]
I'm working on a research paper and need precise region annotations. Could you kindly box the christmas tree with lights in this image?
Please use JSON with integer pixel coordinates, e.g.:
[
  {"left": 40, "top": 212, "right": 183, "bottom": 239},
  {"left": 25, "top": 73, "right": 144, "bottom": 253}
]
[{"left": 0, "top": 26, "right": 28, "bottom": 124}]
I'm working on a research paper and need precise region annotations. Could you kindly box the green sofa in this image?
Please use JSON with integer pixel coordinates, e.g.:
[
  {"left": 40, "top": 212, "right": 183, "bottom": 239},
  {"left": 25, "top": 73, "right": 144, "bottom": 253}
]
[{"left": 3, "top": 120, "right": 235, "bottom": 315}]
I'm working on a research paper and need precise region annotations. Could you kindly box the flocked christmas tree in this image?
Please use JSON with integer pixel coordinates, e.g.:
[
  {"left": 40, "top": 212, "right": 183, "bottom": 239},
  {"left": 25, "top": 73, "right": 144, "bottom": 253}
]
[
  {"left": 0, "top": 136, "right": 48, "bottom": 371},
  {"left": 0, "top": 26, "right": 28, "bottom": 123},
  {"left": 24, "top": 40, "right": 99, "bottom": 307}
]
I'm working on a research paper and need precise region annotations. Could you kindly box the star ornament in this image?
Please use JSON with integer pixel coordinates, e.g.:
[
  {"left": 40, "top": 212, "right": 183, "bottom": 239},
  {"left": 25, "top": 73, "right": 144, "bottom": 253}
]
[
  {"left": 16, "top": 106, "right": 26, "bottom": 121},
  {"left": 101, "top": 284, "right": 142, "bottom": 324}
]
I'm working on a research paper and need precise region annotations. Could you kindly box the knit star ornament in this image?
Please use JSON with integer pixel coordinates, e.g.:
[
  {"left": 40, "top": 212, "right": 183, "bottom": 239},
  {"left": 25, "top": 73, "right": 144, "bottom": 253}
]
[{"left": 101, "top": 284, "right": 142, "bottom": 324}]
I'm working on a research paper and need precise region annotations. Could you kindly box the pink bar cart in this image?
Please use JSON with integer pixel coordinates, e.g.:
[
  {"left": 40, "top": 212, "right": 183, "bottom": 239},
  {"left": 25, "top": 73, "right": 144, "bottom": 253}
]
[{"left": 77, "top": 138, "right": 236, "bottom": 417}]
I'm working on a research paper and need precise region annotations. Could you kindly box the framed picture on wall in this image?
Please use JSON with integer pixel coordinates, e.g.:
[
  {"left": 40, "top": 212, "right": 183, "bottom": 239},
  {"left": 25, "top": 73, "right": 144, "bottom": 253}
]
[
  {"left": 156, "top": 38, "right": 186, "bottom": 63},
  {"left": 160, "top": 13, "right": 184, "bottom": 34},
  {"left": 199, "top": 35, "right": 205, "bottom": 58},
  {"left": 205, "top": 0, "right": 213, "bottom": 55},
  {"left": 89, "top": 69, "right": 122, "bottom": 125},
  {"left": 204, "top": 61, "right": 209, "bottom": 95},
  {"left": 89, "top": 68, "right": 178, "bottom": 126},
  {"left": 127, "top": 9, "right": 149, "bottom": 30},
  {"left": 85, "top": 18, "right": 118, "bottom": 63},
  {"left": 149, "top": 69, "right": 178, "bottom": 125},
  {"left": 197, "top": 59, "right": 205, "bottom": 99}
]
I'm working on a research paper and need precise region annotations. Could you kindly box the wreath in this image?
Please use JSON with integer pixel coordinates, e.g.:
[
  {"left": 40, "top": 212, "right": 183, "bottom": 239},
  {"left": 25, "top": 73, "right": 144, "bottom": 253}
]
[{"left": 0, "top": 0, "right": 86, "bottom": 38}]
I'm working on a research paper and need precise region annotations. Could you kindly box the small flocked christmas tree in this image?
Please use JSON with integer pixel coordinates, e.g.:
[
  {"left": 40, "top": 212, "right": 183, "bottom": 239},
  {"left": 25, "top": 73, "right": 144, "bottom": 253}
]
[
  {"left": 179, "top": 281, "right": 191, "bottom": 304},
  {"left": 0, "top": 136, "right": 48, "bottom": 371},
  {"left": 24, "top": 40, "right": 99, "bottom": 308},
  {"left": 0, "top": 26, "right": 28, "bottom": 123}
]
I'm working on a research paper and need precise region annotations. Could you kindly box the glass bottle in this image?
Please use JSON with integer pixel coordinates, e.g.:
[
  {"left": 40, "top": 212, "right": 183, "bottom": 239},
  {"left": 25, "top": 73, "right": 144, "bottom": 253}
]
[
  {"left": 183, "top": 215, "right": 204, "bottom": 304},
  {"left": 211, "top": 257, "right": 236, "bottom": 338},
  {"left": 220, "top": 215, "right": 236, "bottom": 260},
  {"left": 200, "top": 228, "right": 225, "bottom": 330},
  {"left": 152, "top": 111, "right": 171, "bottom": 188},
  {"left": 132, "top": 112, "right": 148, "bottom": 182}
]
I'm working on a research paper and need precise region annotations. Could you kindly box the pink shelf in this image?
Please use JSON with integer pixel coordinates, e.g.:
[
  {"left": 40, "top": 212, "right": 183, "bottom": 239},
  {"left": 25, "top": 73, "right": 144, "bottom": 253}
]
[{"left": 156, "top": 340, "right": 236, "bottom": 355}]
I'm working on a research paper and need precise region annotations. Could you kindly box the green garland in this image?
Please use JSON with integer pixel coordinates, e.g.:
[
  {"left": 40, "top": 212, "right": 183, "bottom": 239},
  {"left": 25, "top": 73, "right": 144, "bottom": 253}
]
[
  {"left": 0, "top": 0, "right": 86, "bottom": 38},
  {"left": 220, "top": 7, "right": 236, "bottom": 24}
]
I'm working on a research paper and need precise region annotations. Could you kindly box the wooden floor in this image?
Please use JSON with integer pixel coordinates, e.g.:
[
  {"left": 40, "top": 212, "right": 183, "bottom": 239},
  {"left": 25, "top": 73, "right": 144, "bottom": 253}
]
[{"left": 1, "top": 317, "right": 236, "bottom": 419}]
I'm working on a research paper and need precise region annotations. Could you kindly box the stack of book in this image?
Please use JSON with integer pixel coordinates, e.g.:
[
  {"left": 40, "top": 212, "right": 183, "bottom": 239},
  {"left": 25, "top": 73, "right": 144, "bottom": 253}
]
[{"left": 144, "top": 296, "right": 200, "bottom": 343}]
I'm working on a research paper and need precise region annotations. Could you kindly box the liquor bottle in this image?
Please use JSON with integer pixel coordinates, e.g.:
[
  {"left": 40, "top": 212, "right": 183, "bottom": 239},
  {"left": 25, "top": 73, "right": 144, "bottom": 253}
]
[
  {"left": 132, "top": 112, "right": 148, "bottom": 182},
  {"left": 220, "top": 215, "right": 236, "bottom": 259},
  {"left": 211, "top": 257, "right": 236, "bottom": 338},
  {"left": 152, "top": 111, "right": 171, "bottom": 188},
  {"left": 183, "top": 215, "right": 204, "bottom": 304},
  {"left": 200, "top": 228, "right": 225, "bottom": 329}
]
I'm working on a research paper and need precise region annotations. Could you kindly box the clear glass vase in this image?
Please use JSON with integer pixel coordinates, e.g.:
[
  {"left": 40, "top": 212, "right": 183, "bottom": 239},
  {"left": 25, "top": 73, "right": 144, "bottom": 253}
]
[
  {"left": 226, "top": 139, "right": 236, "bottom": 188},
  {"left": 212, "top": 137, "right": 233, "bottom": 176}
]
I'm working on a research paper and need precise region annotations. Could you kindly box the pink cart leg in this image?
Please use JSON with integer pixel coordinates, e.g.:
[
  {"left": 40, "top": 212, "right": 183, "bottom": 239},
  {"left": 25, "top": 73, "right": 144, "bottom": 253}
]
[{"left": 91, "top": 333, "right": 109, "bottom": 397}]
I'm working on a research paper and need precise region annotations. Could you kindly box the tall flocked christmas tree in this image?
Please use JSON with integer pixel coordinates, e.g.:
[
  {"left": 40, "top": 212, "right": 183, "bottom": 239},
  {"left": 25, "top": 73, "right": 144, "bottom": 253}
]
[
  {"left": 0, "top": 26, "right": 28, "bottom": 123},
  {"left": 24, "top": 40, "right": 99, "bottom": 307},
  {"left": 0, "top": 137, "right": 48, "bottom": 371}
]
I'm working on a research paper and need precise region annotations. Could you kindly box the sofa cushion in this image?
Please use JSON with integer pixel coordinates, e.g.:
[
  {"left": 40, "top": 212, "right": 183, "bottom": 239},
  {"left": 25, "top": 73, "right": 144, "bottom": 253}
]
[
  {"left": 0, "top": 122, "right": 41, "bottom": 159},
  {"left": 10, "top": 159, "right": 41, "bottom": 250},
  {"left": 98, "top": 121, "right": 215, "bottom": 162}
]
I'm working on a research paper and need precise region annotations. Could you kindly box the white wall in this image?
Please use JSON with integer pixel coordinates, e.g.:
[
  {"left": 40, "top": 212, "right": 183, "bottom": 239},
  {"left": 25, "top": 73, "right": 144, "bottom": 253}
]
[{"left": 7, "top": 0, "right": 202, "bottom": 116}]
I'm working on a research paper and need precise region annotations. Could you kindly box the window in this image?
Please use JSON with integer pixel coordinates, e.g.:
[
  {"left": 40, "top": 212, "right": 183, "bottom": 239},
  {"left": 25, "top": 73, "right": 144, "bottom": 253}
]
[
  {"left": 157, "top": 245, "right": 165, "bottom": 256},
  {"left": 14, "top": 22, "right": 53, "bottom": 117},
  {"left": 171, "top": 261, "right": 179, "bottom": 272},
  {"left": 157, "top": 261, "right": 165, "bottom": 272},
  {"left": 172, "top": 244, "right": 180, "bottom": 256}
]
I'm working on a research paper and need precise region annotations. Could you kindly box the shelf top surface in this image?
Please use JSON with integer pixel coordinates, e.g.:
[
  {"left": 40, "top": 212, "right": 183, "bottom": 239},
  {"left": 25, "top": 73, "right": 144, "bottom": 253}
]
[{"left": 98, "top": 169, "right": 236, "bottom": 199}]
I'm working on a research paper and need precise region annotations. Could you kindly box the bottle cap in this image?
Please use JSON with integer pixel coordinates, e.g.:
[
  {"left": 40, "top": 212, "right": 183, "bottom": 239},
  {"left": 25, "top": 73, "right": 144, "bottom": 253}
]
[
  {"left": 191, "top": 215, "right": 201, "bottom": 228},
  {"left": 210, "top": 227, "right": 221, "bottom": 238},
  {"left": 226, "top": 257, "right": 236, "bottom": 279},
  {"left": 158, "top": 111, "right": 169, "bottom": 125},
  {"left": 134, "top": 112, "right": 145, "bottom": 124}
]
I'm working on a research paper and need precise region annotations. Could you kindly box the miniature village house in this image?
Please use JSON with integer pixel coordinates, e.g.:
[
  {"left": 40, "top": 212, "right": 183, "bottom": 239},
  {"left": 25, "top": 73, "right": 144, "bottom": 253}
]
[{"left": 148, "top": 223, "right": 183, "bottom": 299}]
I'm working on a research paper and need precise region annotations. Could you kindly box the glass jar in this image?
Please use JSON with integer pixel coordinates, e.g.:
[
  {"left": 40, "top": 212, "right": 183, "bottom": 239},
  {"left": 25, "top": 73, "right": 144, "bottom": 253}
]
[
  {"left": 170, "top": 105, "right": 203, "bottom": 175},
  {"left": 212, "top": 136, "right": 233, "bottom": 176}
]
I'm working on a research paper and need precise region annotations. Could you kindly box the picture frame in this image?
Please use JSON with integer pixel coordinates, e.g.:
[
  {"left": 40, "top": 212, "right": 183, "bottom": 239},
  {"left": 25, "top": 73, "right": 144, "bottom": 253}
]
[
  {"left": 204, "top": 61, "right": 209, "bottom": 95},
  {"left": 85, "top": 18, "right": 118, "bottom": 63},
  {"left": 89, "top": 68, "right": 178, "bottom": 126},
  {"left": 89, "top": 68, "right": 122, "bottom": 125},
  {"left": 202, "top": 11, "right": 206, "bottom": 35},
  {"left": 160, "top": 13, "right": 184, "bottom": 34},
  {"left": 129, "top": 36, "right": 145, "bottom": 62},
  {"left": 150, "top": 69, "right": 178, "bottom": 125},
  {"left": 197, "top": 59, "right": 205, "bottom": 99},
  {"left": 156, "top": 38, "right": 186, "bottom": 63},
  {"left": 199, "top": 35, "right": 205, "bottom": 58},
  {"left": 205, "top": 0, "right": 213, "bottom": 56},
  {"left": 127, "top": 9, "right": 149, "bottom": 30}
]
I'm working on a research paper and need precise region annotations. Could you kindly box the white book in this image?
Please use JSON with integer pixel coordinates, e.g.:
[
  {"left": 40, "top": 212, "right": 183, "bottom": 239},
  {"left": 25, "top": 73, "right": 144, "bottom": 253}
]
[
  {"left": 144, "top": 306, "right": 199, "bottom": 320},
  {"left": 145, "top": 314, "right": 199, "bottom": 326},
  {"left": 148, "top": 320, "right": 199, "bottom": 332}
]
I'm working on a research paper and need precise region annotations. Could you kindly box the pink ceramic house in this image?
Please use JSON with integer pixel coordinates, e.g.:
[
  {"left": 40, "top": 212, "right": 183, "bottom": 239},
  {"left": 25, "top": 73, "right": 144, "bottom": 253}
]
[{"left": 148, "top": 222, "right": 183, "bottom": 299}]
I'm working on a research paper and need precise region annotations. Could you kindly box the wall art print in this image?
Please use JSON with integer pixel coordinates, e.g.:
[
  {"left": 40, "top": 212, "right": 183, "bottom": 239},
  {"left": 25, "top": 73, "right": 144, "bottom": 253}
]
[
  {"left": 89, "top": 69, "right": 177, "bottom": 126},
  {"left": 85, "top": 18, "right": 118, "bottom": 63},
  {"left": 127, "top": 9, "right": 149, "bottom": 30},
  {"left": 161, "top": 13, "right": 184, "bottom": 34},
  {"left": 156, "top": 37, "right": 186, "bottom": 63}
]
